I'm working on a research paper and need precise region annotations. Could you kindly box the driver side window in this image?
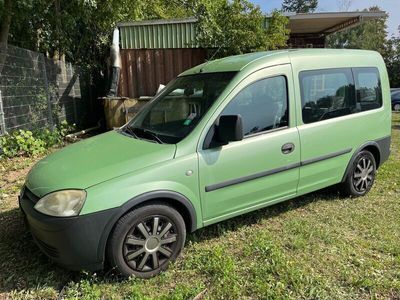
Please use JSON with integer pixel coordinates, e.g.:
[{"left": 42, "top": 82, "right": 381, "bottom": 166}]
[{"left": 221, "top": 76, "right": 288, "bottom": 136}]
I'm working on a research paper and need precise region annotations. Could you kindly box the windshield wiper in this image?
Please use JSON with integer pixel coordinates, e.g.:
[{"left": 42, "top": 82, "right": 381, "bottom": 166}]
[
  {"left": 122, "top": 126, "right": 139, "bottom": 139},
  {"left": 130, "top": 127, "right": 164, "bottom": 144}
]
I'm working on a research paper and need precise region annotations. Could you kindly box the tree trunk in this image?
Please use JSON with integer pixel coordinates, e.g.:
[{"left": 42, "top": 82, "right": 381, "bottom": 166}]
[
  {"left": 0, "top": 0, "right": 12, "bottom": 74},
  {"left": 0, "top": 0, "right": 12, "bottom": 46},
  {"left": 53, "top": 0, "right": 61, "bottom": 60}
]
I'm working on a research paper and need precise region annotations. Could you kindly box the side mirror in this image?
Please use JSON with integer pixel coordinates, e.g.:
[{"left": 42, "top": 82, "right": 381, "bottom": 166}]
[
  {"left": 217, "top": 115, "right": 243, "bottom": 144},
  {"left": 203, "top": 115, "right": 243, "bottom": 150}
]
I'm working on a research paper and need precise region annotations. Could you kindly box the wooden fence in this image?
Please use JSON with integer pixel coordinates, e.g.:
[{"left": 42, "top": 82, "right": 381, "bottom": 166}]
[{"left": 118, "top": 48, "right": 207, "bottom": 98}]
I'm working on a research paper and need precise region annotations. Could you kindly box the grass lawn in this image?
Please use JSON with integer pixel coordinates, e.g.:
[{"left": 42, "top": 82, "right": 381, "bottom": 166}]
[{"left": 1, "top": 114, "right": 399, "bottom": 299}]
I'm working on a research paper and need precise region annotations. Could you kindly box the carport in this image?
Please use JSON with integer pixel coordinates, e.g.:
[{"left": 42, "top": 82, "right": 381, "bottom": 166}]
[{"left": 284, "top": 11, "right": 386, "bottom": 48}]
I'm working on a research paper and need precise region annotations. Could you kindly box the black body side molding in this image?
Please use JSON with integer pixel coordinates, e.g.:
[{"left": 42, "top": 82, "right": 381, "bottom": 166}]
[
  {"left": 205, "top": 148, "right": 353, "bottom": 192},
  {"left": 300, "top": 148, "right": 352, "bottom": 166},
  {"left": 205, "top": 162, "right": 301, "bottom": 192}
]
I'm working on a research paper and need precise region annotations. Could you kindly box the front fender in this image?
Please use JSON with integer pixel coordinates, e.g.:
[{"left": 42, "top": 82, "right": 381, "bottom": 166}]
[{"left": 79, "top": 153, "right": 202, "bottom": 262}]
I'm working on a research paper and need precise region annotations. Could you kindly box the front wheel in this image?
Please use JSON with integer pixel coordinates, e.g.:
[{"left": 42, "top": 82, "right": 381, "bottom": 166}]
[
  {"left": 394, "top": 103, "right": 400, "bottom": 112},
  {"left": 341, "top": 150, "right": 376, "bottom": 197},
  {"left": 107, "top": 203, "right": 186, "bottom": 278}
]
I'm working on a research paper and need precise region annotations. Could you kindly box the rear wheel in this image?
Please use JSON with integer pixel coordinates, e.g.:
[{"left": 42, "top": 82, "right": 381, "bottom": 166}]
[
  {"left": 341, "top": 150, "right": 376, "bottom": 197},
  {"left": 108, "top": 203, "right": 186, "bottom": 278}
]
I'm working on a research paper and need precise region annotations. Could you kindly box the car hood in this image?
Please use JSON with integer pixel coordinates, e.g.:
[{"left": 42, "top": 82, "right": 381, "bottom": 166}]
[{"left": 26, "top": 131, "right": 176, "bottom": 197}]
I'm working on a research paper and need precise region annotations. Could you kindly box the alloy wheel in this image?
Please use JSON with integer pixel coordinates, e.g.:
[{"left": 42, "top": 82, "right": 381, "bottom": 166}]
[
  {"left": 352, "top": 156, "right": 374, "bottom": 193},
  {"left": 123, "top": 215, "right": 178, "bottom": 272},
  {"left": 394, "top": 104, "right": 400, "bottom": 112}
]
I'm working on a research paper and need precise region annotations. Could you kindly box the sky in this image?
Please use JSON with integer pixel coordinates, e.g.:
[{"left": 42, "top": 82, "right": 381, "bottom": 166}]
[{"left": 250, "top": 0, "right": 400, "bottom": 37}]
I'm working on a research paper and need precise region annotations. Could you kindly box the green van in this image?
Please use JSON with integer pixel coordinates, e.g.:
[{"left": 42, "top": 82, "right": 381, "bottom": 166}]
[{"left": 20, "top": 49, "right": 391, "bottom": 278}]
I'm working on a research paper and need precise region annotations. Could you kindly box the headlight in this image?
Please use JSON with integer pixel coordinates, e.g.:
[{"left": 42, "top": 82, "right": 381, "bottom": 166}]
[{"left": 34, "top": 190, "right": 86, "bottom": 217}]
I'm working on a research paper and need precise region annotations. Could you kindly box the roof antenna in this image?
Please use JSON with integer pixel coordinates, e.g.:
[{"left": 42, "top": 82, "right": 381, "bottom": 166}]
[{"left": 199, "top": 37, "right": 230, "bottom": 72}]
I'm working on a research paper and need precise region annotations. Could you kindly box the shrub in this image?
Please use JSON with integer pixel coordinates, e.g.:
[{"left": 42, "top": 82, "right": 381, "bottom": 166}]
[{"left": 0, "top": 121, "right": 75, "bottom": 158}]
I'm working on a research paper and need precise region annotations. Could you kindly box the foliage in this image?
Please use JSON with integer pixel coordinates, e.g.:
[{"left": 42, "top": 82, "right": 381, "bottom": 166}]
[
  {"left": 265, "top": 11, "right": 291, "bottom": 50},
  {"left": 192, "top": 0, "right": 289, "bottom": 57},
  {"left": 0, "top": 121, "right": 74, "bottom": 158},
  {"left": 0, "top": 130, "right": 46, "bottom": 158},
  {"left": 326, "top": 6, "right": 400, "bottom": 87},
  {"left": 3, "top": 0, "right": 189, "bottom": 72},
  {"left": 282, "top": 0, "right": 318, "bottom": 13},
  {"left": 1, "top": 0, "right": 290, "bottom": 73},
  {"left": 385, "top": 33, "right": 400, "bottom": 88}
]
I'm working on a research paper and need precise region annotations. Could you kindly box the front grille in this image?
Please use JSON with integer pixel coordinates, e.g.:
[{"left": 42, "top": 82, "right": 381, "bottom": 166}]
[
  {"left": 33, "top": 235, "right": 60, "bottom": 258},
  {"left": 22, "top": 186, "right": 40, "bottom": 204}
]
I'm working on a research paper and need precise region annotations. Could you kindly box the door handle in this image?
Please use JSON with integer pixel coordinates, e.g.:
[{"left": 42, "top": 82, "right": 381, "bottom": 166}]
[{"left": 281, "top": 143, "right": 295, "bottom": 154}]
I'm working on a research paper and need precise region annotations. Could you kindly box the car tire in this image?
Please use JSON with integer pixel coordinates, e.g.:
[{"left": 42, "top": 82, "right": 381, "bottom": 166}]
[
  {"left": 107, "top": 203, "right": 186, "bottom": 278},
  {"left": 340, "top": 150, "right": 376, "bottom": 197}
]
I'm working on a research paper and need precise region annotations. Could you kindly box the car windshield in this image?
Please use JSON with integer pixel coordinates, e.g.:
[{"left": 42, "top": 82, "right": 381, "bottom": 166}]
[{"left": 123, "top": 72, "right": 236, "bottom": 144}]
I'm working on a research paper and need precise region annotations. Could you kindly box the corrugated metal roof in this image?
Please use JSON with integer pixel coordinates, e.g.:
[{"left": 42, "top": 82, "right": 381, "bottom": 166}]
[
  {"left": 118, "top": 18, "right": 198, "bottom": 49},
  {"left": 118, "top": 11, "right": 386, "bottom": 49}
]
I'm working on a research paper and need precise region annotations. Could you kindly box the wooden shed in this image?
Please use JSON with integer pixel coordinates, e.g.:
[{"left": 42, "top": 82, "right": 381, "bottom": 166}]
[{"left": 117, "top": 18, "right": 207, "bottom": 99}]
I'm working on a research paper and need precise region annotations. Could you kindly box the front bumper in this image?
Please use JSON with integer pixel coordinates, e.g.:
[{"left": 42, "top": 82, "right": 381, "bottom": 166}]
[{"left": 19, "top": 187, "right": 119, "bottom": 271}]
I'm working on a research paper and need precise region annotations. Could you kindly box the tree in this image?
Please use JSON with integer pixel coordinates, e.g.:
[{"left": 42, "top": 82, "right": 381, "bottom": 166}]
[
  {"left": 192, "top": 0, "right": 289, "bottom": 57},
  {"left": 282, "top": 0, "right": 318, "bottom": 13},
  {"left": 0, "top": 0, "right": 12, "bottom": 46},
  {"left": 0, "top": 0, "right": 12, "bottom": 74},
  {"left": 385, "top": 29, "right": 400, "bottom": 87},
  {"left": 337, "top": 0, "right": 352, "bottom": 12},
  {"left": 3, "top": 0, "right": 289, "bottom": 67},
  {"left": 1, "top": 0, "right": 289, "bottom": 95},
  {"left": 5, "top": 0, "right": 189, "bottom": 66}
]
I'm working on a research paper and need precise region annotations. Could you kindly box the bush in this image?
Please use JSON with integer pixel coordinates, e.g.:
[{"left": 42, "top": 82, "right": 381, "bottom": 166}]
[{"left": 0, "top": 121, "right": 75, "bottom": 158}]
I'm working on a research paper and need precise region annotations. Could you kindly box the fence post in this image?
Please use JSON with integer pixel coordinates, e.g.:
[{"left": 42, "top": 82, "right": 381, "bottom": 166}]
[
  {"left": 0, "top": 90, "right": 6, "bottom": 135},
  {"left": 41, "top": 54, "right": 54, "bottom": 130},
  {"left": 69, "top": 62, "right": 78, "bottom": 124}
]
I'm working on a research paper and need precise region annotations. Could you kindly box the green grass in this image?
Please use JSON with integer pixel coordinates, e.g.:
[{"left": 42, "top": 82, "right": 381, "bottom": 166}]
[{"left": 1, "top": 114, "right": 399, "bottom": 299}]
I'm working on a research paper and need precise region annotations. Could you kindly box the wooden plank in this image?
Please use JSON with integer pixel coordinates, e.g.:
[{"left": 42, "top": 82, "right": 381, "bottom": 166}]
[
  {"left": 126, "top": 51, "right": 134, "bottom": 98},
  {"left": 131, "top": 50, "right": 139, "bottom": 98},
  {"left": 154, "top": 49, "right": 166, "bottom": 87},
  {"left": 137, "top": 50, "right": 146, "bottom": 97}
]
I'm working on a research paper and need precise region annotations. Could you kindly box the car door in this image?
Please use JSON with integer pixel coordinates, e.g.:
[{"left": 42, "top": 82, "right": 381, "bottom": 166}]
[
  {"left": 294, "top": 67, "right": 385, "bottom": 195},
  {"left": 198, "top": 65, "right": 300, "bottom": 225}
]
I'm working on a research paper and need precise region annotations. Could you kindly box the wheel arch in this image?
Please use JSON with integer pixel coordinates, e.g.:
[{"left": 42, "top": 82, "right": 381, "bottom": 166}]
[
  {"left": 341, "top": 141, "right": 381, "bottom": 182},
  {"left": 97, "top": 190, "right": 197, "bottom": 264}
]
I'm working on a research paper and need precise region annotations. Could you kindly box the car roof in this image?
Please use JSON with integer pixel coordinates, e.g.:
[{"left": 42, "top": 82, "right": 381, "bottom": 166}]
[{"left": 179, "top": 49, "right": 381, "bottom": 76}]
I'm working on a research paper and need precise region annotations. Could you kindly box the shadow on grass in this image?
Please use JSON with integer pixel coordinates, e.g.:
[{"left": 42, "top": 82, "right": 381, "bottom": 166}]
[
  {"left": 0, "top": 208, "right": 77, "bottom": 294},
  {"left": 0, "top": 186, "right": 341, "bottom": 295},
  {"left": 188, "top": 185, "right": 343, "bottom": 244}
]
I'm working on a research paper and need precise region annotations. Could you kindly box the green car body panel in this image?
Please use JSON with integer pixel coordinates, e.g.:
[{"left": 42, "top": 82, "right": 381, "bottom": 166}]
[{"left": 21, "top": 49, "right": 391, "bottom": 271}]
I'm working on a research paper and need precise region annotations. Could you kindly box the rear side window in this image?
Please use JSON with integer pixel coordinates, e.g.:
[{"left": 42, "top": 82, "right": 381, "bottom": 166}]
[
  {"left": 222, "top": 76, "right": 288, "bottom": 136},
  {"left": 300, "top": 67, "right": 382, "bottom": 124},
  {"left": 300, "top": 69, "right": 355, "bottom": 124},
  {"left": 353, "top": 67, "right": 382, "bottom": 111}
]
